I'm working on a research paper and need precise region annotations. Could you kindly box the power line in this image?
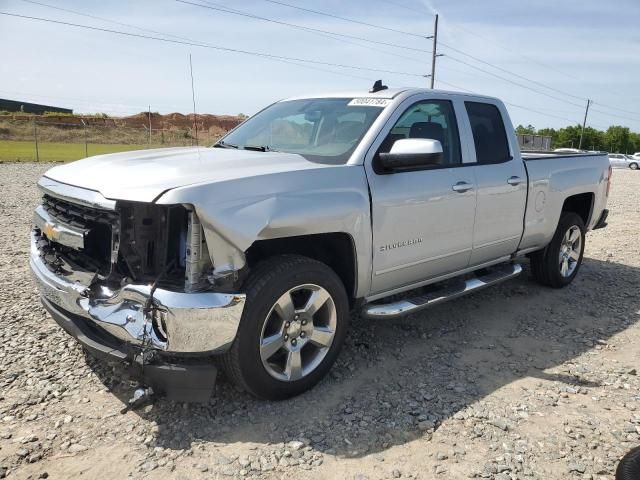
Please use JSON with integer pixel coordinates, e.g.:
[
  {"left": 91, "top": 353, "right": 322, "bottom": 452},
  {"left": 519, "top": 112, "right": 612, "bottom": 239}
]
[
  {"left": 369, "top": 1, "right": 639, "bottom": 122},
  {"left": 438, "top": 41, "right": 587, "bottom": 103},
  {"left": 373, "top": 0, "right": 591, "bottom": 84},
  {"left": 590, "top": 102, "right": 640, "bottom": 119},
  {"left": 589, "top": 106, "right": 640, "bottom": 124},
  {"left": 441, "top": 55, "right": 638, "bottom": 126},
  {"left": 434, "top": 79, "right": 603, "bottom": 127},
  {"left": 261, "top": 0, "right": 591, "bottom": 116},
  {"left": 442, "top": 50, "right": 640, "bottom": 124},
  {"left": 8, "top": 5, "right": 633, "bottom": 129},
  {"left": 259, "top": 0, "right": 429, "bottom": 39},
  {"left": 438, "top": 23, "right": 581, "bottom": 82},
  {"left": 0, "top": 12, "right": 428, "bottom": 78},
  {"left": 19, "top": 0, "right": 196, "bottom": 43},
  {"left": 17, "top": 0, "right": 378, "bottom": 84},
  {"left": 436, "top": 46, "right": 640, "bottom": 124},
  {"left": 425, "top": 78, "right": 578, "bottom": 125},
  {"left": 375, "top": 0, "right": 432, "bottom": 14},
  {"left": 433, "top": 79, "right": 473, "bottom": 93},
  {"left": 178, "top": 0, "right": 430, "bottom": 60},
  {"left": 439, "top": 40, "right": 640, "bottom": 124},
  {"left": 443, "top": 54, "right": 587, "bottom": 109}
]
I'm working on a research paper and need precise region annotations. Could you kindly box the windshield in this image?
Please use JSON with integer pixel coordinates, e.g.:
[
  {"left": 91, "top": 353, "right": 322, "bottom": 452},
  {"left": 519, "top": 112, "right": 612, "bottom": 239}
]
[{"left": 216, "top": 98, "right": 386, "bottom": 164}]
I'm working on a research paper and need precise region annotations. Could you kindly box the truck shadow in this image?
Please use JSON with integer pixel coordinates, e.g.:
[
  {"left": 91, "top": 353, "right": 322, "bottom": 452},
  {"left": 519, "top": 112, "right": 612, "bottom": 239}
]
[{"left": 86, "top": 256, "right": 640, "bottom": 459}]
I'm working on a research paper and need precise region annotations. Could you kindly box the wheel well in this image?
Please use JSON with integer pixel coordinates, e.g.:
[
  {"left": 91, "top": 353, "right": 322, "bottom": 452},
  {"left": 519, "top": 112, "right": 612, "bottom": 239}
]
[
  {"left": 561, "top": 192, "right": 594, "bottom": 226},
  {"left": 246, "top": 233, "right": 357, "bottom": 301}
]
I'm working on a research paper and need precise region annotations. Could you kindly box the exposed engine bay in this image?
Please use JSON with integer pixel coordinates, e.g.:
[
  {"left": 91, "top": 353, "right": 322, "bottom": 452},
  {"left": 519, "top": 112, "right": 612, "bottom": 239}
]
[{"left": 35, "top": 194, "right": 213, "bottom": 293}]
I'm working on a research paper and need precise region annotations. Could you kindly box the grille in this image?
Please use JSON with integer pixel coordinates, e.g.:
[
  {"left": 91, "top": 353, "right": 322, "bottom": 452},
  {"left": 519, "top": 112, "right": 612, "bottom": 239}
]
[
  {"left": 42, "top": 194, "right": 119, "bottom": 228},
  {"left": 40, "top": 194, "right": 117, "bottom": 271}
]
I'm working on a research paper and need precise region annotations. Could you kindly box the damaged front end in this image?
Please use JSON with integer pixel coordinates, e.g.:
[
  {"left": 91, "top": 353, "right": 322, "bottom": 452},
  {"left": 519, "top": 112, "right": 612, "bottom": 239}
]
[{"left": 29, "top": 178, "right": 246, "bottom": 401}]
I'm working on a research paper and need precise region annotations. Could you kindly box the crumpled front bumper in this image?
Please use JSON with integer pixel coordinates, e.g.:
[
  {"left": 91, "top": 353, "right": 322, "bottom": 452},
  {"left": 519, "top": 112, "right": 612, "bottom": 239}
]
[
  {"left": 40, "top": 295, "right": 220, "bottom": 402},
  {"left": 29, "top": 232, "right": 246, "bottom": 400},
  {"left": 30, "top": 233, "right": 245, "bottom": 354}
]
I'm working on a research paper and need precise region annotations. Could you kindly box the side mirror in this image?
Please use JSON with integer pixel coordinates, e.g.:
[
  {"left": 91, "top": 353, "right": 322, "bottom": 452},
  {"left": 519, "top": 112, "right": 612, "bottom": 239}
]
[{"left": 377, "top": 138, "right": 444, "bottom": 173}]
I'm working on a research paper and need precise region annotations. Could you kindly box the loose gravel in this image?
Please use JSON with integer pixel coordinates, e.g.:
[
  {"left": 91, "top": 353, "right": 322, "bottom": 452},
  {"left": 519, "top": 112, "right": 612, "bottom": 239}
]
[{"left": 0, "top": 163, "right": 639, "bottom": 480}]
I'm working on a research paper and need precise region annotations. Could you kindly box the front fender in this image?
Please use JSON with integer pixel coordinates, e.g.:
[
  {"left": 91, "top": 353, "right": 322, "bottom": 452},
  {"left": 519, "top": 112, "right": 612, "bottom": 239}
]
[{"left": 156, "top": 165, "right": 373, "bottom": 297}]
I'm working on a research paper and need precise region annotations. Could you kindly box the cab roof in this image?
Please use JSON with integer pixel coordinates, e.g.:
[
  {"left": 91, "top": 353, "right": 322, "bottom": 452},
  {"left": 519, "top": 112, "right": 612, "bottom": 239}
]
[{"left": 282, "top": 87, "right": 500, "bottom": 103}]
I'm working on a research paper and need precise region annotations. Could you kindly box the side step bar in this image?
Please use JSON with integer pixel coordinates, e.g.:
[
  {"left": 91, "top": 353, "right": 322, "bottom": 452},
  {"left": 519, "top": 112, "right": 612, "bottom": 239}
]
[{"left": 361, "top": 263, "right": 523, "bottom": 320}]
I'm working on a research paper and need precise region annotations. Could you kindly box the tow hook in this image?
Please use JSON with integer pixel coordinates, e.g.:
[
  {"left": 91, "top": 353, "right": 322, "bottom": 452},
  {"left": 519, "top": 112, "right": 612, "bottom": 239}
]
[{"left": 120, "top": 386, "right": 154, "bottom": 414}]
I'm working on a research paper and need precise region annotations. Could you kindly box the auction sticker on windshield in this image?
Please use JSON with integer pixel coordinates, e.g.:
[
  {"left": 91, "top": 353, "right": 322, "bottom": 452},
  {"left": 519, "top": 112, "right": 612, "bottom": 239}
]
[{"left": 348, "top": 98, "right": 393, "bottom": 107}]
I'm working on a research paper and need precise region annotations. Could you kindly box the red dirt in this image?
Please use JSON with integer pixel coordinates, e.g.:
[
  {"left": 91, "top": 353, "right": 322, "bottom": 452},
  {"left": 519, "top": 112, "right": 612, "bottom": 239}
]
[{"left": 1, "top": 112, "right": 243, "bottom": 132}]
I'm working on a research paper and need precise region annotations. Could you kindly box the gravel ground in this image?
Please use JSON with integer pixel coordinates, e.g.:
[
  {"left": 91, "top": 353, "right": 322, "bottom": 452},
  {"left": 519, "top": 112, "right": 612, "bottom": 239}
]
[{"left": 1, "top": 163, "right": 639, "bottom": 480}]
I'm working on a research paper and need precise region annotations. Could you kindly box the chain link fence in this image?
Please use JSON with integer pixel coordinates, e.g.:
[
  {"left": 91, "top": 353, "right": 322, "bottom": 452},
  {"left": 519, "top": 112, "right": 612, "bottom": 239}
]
[{"left": 0, "top": 116, "right": 230, "bottom": 162}]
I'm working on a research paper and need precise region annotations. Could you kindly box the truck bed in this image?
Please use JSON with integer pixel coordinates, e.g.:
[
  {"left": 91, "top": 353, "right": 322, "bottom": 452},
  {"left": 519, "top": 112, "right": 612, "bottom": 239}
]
[
  {"left": 521, "top": 151, "right": 606, "bottom": 161},
  {"left": 518, "top": 151, "right": 609, "bottom": 254}
]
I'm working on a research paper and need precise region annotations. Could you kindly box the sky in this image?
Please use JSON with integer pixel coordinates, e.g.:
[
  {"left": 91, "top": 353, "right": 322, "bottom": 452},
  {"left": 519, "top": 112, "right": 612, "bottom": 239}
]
[{"left": 1, "top": 0, "right": 639, "bottom": 131}]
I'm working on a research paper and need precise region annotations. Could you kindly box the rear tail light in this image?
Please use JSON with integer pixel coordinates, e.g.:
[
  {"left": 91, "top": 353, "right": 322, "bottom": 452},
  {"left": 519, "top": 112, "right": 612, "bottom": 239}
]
[{"left": 606, "top": 165, "right": 612, "bottom": 196}]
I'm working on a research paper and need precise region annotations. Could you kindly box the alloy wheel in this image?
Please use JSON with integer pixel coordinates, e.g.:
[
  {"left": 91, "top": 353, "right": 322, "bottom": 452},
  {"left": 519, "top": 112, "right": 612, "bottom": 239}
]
[
  {"left": 259, "top": 284, "right": 337, "bottom": 381},
  {"left": 558, "top": 225, "right": 582, "bottom": 277}
]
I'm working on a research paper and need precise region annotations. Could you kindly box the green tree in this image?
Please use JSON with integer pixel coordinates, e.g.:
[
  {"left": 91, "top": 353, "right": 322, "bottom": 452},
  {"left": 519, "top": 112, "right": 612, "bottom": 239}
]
[
  {"left": 628, "top": 132, "right": 640, "bottom": 153},
  {"left": 604, "top": 126, "right": 630, "bottom": 153},
  {"left": 518, "top": 123, "right": 639, "bottom": 152},
  {"left": 515, "top": 124, "right": 536, "bottom": 135},
  {"left": 537, "top": 127, "right": 557, "bottom": 138},
  {"left": 554, "top": 125, "right": 582, "bottom": 148},
  {"left": 580, "top": 127, "right": 606, "bottom": 151}
]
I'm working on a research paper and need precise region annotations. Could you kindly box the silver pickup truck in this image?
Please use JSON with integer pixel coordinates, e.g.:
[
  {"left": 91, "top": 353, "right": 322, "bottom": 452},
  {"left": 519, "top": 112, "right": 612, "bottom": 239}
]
[{"left": 30, "top": 85, "right": 611, "bottom": 402}]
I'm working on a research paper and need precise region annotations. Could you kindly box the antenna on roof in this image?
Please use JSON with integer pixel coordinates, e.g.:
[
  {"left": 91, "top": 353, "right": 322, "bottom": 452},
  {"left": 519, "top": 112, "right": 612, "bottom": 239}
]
[{"left": 369, "top": 80, "right": 388, "bottom": 93}]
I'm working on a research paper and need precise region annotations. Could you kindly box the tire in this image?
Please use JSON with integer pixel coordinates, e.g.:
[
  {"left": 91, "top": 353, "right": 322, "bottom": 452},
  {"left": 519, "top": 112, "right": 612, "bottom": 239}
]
[
  {"left": 630, "top": 163, "right": 639, "bottom": 170},
  {"left": 530, "top": 211, "right": 586, "bottom": 288},
  {"left": 616, "top": 446, "right": 640, "bottom": 480},
  {"left": 222, "top": 255, "right": 349, "bottom": 400}
]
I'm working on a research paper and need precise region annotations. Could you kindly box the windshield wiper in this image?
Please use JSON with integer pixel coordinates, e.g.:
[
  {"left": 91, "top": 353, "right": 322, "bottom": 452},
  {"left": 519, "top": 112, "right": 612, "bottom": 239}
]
[
  {"left": 243, "top": 145, "right": 276, "bottom": 152},
  {"left": 213, "top": 141, "right": 238, "bottom": 149}
]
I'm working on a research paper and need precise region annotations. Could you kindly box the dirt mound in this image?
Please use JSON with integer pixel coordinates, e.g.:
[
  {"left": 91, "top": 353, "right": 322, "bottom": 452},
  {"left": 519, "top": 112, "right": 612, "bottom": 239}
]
[{"left": 1, "top": 111, "right": 244, "bottom": 132}]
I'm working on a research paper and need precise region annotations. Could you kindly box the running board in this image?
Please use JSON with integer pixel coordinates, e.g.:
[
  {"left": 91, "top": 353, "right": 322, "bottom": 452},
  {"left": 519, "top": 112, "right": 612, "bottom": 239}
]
[{"left": 361, "top": 263, "right": 523, "bottom": 320}]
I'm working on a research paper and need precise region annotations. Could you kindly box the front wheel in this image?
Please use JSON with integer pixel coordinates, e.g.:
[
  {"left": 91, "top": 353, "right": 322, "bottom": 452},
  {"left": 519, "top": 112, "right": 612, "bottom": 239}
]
[
  {"left": 616, "top": 446, "right": 640, "bottom": 480},
  {"left": 630, "top": 162, "right": 639, "bottom": 170},
  {"left": 530, "top": 212, "right": 586, "bottom": 288},
  {"left": 222, "top": 255, "right": 349, "bottom": 400}
]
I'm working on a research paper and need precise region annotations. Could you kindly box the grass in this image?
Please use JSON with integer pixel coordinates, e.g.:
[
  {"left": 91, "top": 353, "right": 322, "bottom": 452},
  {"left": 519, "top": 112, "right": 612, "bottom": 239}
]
[{"left": 0, "top": 140, "right": 181, "bottom": 162}]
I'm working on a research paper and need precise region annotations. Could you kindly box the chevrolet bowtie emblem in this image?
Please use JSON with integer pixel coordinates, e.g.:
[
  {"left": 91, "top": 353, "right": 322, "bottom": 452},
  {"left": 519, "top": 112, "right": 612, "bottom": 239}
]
[{"left": 43, "top": 222, "right": 58, "bottom": 240}]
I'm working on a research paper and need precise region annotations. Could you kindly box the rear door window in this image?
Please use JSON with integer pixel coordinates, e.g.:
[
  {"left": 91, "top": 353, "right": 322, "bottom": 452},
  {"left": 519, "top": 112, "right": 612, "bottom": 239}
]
[{"left": 465, "top": 102, "right": 511, "bottom": 164}]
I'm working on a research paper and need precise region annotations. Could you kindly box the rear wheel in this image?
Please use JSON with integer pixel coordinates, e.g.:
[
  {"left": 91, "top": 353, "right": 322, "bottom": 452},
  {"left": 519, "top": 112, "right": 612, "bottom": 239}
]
[
  {"left": 222, "top": 255, "right": 349, "bottom": 400},
  {"left": 530, "top": 212, "right": 586, "bottom": 288}
]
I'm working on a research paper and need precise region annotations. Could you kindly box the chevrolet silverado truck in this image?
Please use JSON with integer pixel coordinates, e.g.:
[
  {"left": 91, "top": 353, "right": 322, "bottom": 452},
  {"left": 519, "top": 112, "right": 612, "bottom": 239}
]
[{"left": 30, "top": 84, "right": 611, "bottom": 402}]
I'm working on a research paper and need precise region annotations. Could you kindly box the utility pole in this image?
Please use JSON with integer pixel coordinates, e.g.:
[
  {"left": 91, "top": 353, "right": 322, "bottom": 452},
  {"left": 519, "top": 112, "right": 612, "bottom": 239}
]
[
  {"left": 578, "top": 99, "right": 591, "bottom": 150},
  {"left": 189, "top": 53, "right": 199, "bottom": 146},
  {"left": 147, "top": 105, "right": 152, "bottom": 147},
  {"left": 430, "top": 14, "right": 439, "bottom": 89}
]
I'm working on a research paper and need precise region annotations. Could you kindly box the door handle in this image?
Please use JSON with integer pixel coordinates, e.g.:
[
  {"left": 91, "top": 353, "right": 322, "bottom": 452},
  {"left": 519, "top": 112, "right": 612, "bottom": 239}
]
[
  {"left": 452, "top": 181, "right": 473, "bottom": 193},
  {"left": 507, "top": 176, "right": 523, "bottom": 186}
]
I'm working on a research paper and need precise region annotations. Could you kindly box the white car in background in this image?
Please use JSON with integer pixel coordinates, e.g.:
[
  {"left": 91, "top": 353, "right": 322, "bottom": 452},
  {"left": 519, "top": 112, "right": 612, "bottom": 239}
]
[{"left": 609, "top": 153, "right": 639, "bottom": 170}]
